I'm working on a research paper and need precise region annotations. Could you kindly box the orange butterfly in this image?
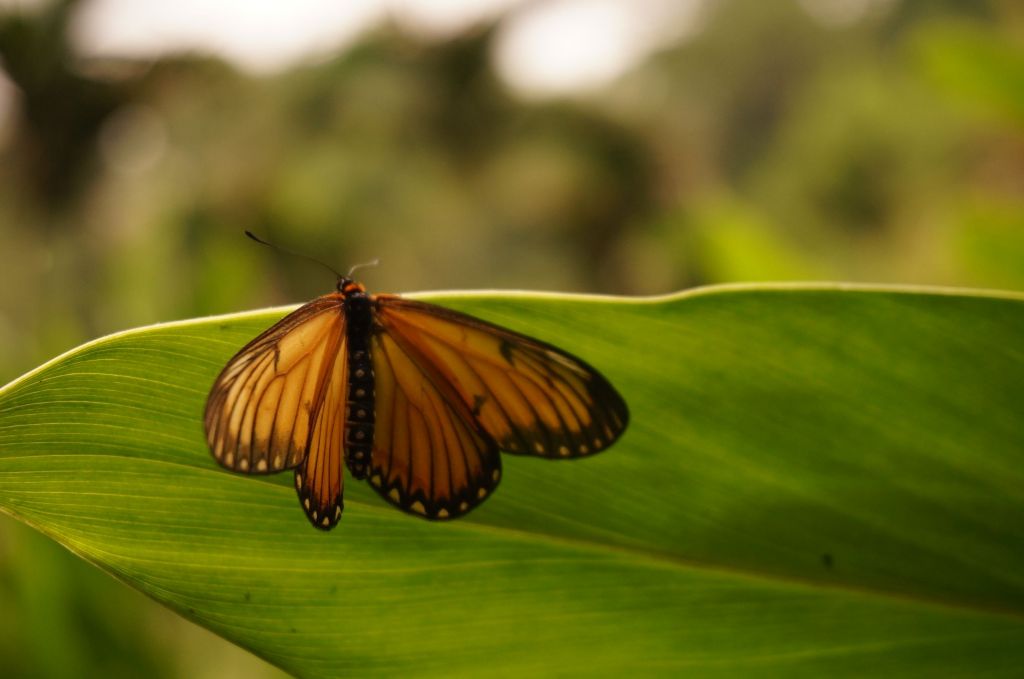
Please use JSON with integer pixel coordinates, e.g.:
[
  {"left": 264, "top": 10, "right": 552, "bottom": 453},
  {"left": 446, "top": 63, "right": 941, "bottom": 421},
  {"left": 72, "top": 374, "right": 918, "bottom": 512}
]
[{"left": 204, "top": 261, "right": 628, "bottom": 530}]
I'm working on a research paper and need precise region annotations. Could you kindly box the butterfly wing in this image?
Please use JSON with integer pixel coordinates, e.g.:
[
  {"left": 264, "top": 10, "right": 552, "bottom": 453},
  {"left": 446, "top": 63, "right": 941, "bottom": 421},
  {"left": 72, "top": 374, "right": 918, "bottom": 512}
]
[
  {"left": 295, "top": 318, "right": 348, "bottom": 530},
  {"left": 204, "top": 294, "right": 348, "bottom": 529},
  {"left": 369, "top": 328, "right": 501, "bottom": 520},
  {"left": 373, "top": 296, "right": 628, "bottom": 461}
]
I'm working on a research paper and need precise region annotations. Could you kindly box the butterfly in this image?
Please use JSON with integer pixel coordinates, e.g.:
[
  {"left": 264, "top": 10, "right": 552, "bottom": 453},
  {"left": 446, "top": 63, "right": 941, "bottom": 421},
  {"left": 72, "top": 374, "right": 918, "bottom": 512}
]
[{"left": 204, "top": 268, "right": 628, "bottom": 530}]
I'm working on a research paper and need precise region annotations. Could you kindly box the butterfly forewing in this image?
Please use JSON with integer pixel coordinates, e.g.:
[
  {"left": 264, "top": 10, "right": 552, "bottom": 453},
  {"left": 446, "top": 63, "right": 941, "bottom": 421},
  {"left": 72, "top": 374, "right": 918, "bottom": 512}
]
[
  {"left": 369, "top": 329, "right": 501, "bottom": 520},
  {"left": 373, "top": 297, "right": 629, "bottom": 460}
]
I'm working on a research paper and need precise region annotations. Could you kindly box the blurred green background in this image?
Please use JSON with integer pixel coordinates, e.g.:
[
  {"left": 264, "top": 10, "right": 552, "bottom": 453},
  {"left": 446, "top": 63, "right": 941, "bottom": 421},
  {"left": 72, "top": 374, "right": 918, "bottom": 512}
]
[{"left": 1, "top": 0, "right": 1022, "bottom": 676}]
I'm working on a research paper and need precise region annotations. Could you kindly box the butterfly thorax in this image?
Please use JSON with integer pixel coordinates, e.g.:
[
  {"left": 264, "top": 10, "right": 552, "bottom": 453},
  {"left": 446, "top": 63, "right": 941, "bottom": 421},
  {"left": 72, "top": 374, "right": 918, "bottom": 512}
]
[{"left": 343, "top": 284, "right": 374, "bottom": 479}]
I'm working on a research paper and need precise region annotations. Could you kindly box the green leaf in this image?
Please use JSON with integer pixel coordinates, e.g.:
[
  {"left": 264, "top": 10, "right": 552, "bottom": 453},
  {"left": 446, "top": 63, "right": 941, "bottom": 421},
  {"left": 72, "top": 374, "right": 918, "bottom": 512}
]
[{"left": 2, "top": 285, "right": 1024, "bottom": 677}]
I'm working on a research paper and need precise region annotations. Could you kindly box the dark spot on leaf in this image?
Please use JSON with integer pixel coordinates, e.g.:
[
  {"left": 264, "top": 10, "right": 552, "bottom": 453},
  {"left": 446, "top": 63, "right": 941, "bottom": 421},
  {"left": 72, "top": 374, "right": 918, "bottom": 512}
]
[
  {"left": 244, "top": 591, "right": 251, "bottom": 602},
  {"left": 821, "top": 553, "right": 834, "bottom": 569}
]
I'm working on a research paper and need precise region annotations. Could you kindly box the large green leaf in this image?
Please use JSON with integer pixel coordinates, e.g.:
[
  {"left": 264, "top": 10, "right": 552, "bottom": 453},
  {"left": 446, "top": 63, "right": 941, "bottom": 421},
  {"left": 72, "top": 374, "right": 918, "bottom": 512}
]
[{"left": 2, "top": 284, "right": 1023, "bottom": 677}]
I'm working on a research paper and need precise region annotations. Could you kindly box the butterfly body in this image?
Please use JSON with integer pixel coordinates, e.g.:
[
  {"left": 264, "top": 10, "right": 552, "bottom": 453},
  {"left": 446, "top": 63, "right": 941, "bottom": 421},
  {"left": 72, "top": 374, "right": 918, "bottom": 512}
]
[
  {"left": 341, "top": 281, "right": 374, "bottom": 481},
  {"left": 205, "top": 278, "right": 629, "bottom": 530}
]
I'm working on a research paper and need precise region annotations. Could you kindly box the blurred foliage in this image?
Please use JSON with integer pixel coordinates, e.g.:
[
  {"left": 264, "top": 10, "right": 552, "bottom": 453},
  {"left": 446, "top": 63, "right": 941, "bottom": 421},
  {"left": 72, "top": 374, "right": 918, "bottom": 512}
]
[{"left": 0, "top": 0, "right": 1022, "bottom": 676}]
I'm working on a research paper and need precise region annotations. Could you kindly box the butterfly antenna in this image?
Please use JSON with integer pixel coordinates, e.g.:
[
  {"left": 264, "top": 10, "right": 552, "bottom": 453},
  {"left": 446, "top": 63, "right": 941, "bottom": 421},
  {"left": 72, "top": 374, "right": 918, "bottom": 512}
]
[
  {"left": 347, "top": 258, "right": 380, "bottom": 278},
  {"left": 244, "top": 230, "right": 346, "bottom": 280}
]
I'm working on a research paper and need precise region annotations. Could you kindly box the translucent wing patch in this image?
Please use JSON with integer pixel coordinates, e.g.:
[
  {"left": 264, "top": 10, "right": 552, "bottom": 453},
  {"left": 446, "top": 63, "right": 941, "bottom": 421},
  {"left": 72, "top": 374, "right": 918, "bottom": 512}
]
[
  {"left": 369, "top": 330, "right": 501, "bottom": 520},
  {"left": 374, "top": 297, "right": 628, "bottom": 460},
  {"left": 204, "top": 295, "right": 349, "bottom": 529}
]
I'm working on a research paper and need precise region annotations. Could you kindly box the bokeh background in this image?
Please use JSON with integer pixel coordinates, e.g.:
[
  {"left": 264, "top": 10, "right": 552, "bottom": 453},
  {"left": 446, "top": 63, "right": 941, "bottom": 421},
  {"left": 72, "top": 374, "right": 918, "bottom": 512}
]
[{"left": 1, "top": 0, "right": 1021, "bottom": 676}]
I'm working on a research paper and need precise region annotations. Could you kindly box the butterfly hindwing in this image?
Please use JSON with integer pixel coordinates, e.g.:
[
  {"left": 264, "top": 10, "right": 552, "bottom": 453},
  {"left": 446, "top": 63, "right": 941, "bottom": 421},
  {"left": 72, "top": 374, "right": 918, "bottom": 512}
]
[
  {"left": 369, "top": 329, "right": 502, "bottom": 520},
  {"left": 373, "top": 297, "right": 629, "bottom": 461},
  {"left": 295, "top": 317, "right": 348, "bottom": 530}
]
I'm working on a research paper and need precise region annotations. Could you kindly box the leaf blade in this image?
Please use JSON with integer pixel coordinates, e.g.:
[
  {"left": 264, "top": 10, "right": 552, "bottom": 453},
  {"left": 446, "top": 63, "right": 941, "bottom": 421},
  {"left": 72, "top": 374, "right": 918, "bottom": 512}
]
[{"left": 2, "top": 284, "right": 1024, "bottom": 676}]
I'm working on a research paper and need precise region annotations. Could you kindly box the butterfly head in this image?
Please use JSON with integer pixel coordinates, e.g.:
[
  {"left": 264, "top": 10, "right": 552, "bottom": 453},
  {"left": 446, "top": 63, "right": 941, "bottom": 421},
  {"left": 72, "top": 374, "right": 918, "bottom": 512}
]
[{"left": 337, "top": 277, "right": 366, "bottom": 295}]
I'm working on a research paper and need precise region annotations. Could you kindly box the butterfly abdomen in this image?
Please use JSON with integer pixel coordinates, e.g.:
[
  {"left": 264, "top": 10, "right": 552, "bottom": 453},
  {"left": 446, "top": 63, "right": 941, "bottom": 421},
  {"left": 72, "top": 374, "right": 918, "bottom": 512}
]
[{"left": 344, "top": 290, "right": 374, "bottom": 479}]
